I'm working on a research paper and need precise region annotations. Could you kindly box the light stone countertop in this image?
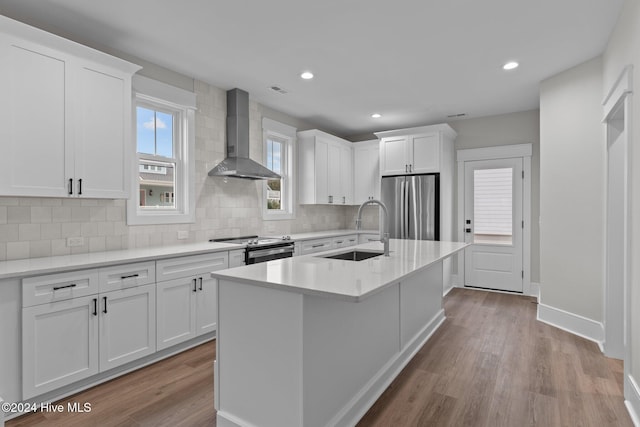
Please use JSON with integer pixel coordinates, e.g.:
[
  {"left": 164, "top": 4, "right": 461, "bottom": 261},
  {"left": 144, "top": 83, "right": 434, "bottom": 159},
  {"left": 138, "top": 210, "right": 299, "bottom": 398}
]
[
  {"left": 0, "top": 242, "right": 239, "bottom": 280},
  {"left": 0, "top": 229, "right": 378, "bottom": 280},
  {"left": 212, "top": 239, "right": 468, "bottom": 302}
]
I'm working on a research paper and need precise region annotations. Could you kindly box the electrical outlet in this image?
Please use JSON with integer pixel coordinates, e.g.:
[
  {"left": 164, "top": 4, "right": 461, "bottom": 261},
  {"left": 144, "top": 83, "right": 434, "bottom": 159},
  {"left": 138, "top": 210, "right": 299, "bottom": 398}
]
[
  {"left": 66, "top": 237, "right": 84, "bottom": 247},
  {"left": 177, "top": 230, "right": 189, "bottom": 240}
]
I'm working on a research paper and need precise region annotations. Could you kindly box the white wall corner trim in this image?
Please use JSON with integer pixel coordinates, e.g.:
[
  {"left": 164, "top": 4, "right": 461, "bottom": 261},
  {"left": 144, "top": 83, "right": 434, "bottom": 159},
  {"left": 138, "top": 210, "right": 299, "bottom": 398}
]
[
  {"left": 537, "top": 302, "right": 604, "bottom": 347},
  {"left": 625, "top": 374, "right": 640, "bottom": 427},
  {"left": 529, "top": 282, "right": 540, "bottom": 300},
  {"left": 602, "top": 64, "right": 633, "bottom": 121}
]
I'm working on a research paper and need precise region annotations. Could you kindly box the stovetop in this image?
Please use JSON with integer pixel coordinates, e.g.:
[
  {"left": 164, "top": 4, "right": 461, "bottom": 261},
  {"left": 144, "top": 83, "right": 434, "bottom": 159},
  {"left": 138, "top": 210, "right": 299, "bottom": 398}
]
[{"left": 210, "top": 235, "right": 292, "bottom": 247}]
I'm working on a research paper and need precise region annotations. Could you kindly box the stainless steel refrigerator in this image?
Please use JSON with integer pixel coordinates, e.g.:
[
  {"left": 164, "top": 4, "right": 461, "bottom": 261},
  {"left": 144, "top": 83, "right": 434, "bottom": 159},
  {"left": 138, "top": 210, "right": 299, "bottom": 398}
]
[{"left": 380, "top": 174, "right": 439, "bottom": 240}]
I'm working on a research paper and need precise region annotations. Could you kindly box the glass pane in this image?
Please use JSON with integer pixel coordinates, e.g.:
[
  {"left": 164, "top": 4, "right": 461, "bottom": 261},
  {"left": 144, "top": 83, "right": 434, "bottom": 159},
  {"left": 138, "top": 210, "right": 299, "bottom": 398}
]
[
  {"left": 266, "top": 140, "right": 273, "bottom": 170},
  {"left": 473, "top": 168, "right": 512, "bottom": 245},
  {"left": 267, "top": 179, "right": 282, "bottom": 210},
  {"left": 155, "top": 111, "right": 174, "bottom": 157},
  {"left": 272, "top": 141, "right": 281, "bottom": 173},
  {"left": 138, "top": 160, "right": 176, "bottom": 209},
  {"left": 136, "top": 107, "right": 155, "bottom": 154}
]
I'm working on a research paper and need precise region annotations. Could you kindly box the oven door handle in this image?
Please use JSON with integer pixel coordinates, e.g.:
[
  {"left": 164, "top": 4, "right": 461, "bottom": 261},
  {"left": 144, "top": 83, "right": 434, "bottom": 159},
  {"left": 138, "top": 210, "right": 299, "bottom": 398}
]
[{"left": 248, "top": 246, "right": 294, "bottom": 259}]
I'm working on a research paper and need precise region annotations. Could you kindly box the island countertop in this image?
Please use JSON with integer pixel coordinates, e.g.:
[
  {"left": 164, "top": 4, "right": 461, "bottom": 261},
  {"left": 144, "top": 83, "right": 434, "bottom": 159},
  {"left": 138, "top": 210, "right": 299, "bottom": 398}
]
[{"left": 211, "top": 239, "right": 467, "bottom": 302}]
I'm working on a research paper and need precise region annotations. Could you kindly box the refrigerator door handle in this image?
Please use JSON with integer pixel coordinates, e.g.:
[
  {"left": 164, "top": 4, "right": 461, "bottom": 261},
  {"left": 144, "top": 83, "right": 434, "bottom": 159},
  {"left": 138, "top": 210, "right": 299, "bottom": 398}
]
[{"left": 399, "top": 179, "right": 405, "bottom": 239}]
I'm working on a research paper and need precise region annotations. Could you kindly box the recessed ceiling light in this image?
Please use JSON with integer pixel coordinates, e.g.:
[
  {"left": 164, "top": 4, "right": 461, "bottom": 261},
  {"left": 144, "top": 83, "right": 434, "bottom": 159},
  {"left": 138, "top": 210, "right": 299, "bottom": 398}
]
[
  {"left": 503, "top": 61, "right": 519, "bottom": 70},
  {"left": 371, "top": 113, "right": 382, "bottom": 118},
  {"left": 300, "top": 71, "right": 314, "bottom": 80}
]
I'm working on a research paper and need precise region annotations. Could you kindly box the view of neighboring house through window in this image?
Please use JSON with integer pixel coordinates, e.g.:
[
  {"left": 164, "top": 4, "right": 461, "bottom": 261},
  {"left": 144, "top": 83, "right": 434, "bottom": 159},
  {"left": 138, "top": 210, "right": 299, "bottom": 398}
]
[
  {"left": 265, "top": 137, "right": 283, "bottom": 210},
  {"left": 137, "top": 106, "right": 176, "bottom": 209},
  {"left": 127, "top": 75, "right": 196, "bottom": 226}
]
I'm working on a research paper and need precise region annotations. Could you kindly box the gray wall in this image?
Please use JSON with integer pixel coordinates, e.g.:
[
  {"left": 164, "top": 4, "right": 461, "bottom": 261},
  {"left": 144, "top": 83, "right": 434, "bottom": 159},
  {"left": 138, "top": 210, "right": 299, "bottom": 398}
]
[
  {"left": 449, "top": 110, "right": 540, "bottom": 282},
  {"left": 539, "top": 56, "right": 605, "bottom": 321}
]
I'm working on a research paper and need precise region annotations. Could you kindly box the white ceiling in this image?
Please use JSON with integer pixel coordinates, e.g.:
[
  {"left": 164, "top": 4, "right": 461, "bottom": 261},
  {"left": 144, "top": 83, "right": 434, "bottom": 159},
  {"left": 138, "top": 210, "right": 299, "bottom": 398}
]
[{"left": 0, "top": 0, "right": 624, "bottom": 137}]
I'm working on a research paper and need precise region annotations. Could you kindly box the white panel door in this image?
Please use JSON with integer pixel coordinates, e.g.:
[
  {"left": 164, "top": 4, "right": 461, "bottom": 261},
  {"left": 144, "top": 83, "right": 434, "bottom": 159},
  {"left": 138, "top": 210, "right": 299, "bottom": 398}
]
[
  {"left": 380, "top": 136, "right": 408, "bottom": 175},
  {"left": 22, "top": 295, "right": 99, "bottom": 398},
  {"left": 464, "top": 158, "right": 523, "bottom": 292},
  {"left": 411, "top": 133, "right": 440, "bottom": 173},
  {"left": 99, "top": 284, "right": 156, "bottom": 371},
  {"left": 156, "top": 278, "right": 196, "bottom": 350},
  {"left": 0, "top": 36, "right": 71, "bottom": 197},
  {"left": 196, "top": 277, "right": 218, "bottom": 336},
  {"left": 74, "top": 61, "right": 129, "bottom": 198}
]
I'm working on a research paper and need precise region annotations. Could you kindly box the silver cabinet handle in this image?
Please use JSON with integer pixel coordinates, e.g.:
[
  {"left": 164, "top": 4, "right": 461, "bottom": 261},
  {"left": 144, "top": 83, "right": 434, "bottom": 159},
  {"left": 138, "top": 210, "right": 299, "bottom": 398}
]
[{"left": 53, "top": 283, "right": 76, "bottom": 291}]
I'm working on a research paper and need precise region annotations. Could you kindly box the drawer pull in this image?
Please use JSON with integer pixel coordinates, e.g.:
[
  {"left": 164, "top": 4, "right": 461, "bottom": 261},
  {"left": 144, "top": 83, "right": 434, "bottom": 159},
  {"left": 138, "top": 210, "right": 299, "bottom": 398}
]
[
  {"left": 53, "top": 283, "right": 77, "bottom": 291},
  {"left": 120, "top": 273, "right": 140, "bottom": 280},
  {"left": 311, "top": 244, "right": 325, "bottom": 248},
  {"left": 103, "top": 296, "right": 108, "bottom": 314},
  {"left": 92, "top": 298, "right": 98, "bottom": 316},
  {"left": 199, "top": 277, "right": 203, "bottom": 291},
  {"left": 193, "top": 278, "right": 197, "bottom": 293}
]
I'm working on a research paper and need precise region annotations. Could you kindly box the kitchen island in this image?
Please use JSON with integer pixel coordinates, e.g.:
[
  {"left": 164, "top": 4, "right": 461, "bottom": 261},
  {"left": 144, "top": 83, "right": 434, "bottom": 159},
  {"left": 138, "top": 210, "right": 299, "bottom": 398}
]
[{"left": 211, "top": 238, "right": 466, "bottom": 427}]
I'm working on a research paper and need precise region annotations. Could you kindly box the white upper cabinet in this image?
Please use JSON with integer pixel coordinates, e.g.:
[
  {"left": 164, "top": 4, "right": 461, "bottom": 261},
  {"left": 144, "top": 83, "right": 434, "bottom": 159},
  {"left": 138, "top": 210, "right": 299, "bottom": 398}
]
[
  {"left": 298, "top": 129, "right": 354, "bottom": 205},
  {"left": 353, "top": 140, "right": 380, "bottom": 204},
  {"left": 376, "top": 124, "right": 456, "bottom": 176},
  {"left": 0, "top": 16, "right": 140, "bottom": 199}
]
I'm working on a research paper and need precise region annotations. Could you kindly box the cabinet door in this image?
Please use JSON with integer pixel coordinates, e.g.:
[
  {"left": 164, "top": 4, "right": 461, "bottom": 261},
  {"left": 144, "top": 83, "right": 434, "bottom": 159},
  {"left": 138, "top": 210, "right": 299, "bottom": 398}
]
[
  {"left": 0, "top": 36, "right": 72, "bottom": 197},
  {"left": 339, "top": 144, "right": 353, "bottom": 204},
  {"left": 22, "top": 295, "right": 99, "bottom": 399},
  {"left": 156, "top": 278, "right": 196, "bottom": 350},
  {"left": 380, "top": 136, "right": 408, "bottom": 176},
  {"left": 74, "top": 61, "right": 131, "bottom": 198},
  {"left": 354, "top": 142, "right": 380, "bottom": 204},
  {"left": 315, "top": 138, "right": 330, "bottom": 204},
  {"left": 327, "top": 142, "right": 341, "bottom": 204},
  {"left": 196, "top": 277, "right": 218, "bottom": 336},
  {"left": 410, "top": 133, "right": 440, "bottom": 173},
  {"left": 99, "top": 284, "right": 156, "bottom": 371}
]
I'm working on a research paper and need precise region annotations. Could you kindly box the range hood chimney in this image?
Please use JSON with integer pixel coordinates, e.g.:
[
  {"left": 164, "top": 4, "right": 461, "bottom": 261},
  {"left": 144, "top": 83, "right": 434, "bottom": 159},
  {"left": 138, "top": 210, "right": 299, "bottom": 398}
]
[{"left": 208, "top": 88, "right": 281, "bottom": 180}]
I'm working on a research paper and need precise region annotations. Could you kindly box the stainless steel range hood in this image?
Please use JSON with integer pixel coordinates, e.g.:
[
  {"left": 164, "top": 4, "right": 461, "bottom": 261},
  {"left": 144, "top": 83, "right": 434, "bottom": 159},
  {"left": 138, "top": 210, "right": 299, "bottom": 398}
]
[{"left": 208, "top": 88, "right": 281, "bottom": 180}]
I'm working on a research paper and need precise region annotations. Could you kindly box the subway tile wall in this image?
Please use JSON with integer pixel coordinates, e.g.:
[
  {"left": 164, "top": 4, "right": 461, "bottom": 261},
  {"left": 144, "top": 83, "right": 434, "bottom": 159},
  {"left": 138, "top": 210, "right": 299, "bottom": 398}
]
[{"left": 0, "top": 80, "right": 371, "bottom": 262}]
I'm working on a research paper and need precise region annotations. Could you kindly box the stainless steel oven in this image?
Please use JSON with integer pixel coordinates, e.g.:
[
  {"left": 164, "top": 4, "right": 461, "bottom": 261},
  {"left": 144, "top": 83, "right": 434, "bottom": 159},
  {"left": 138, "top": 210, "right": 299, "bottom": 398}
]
[{"left": 210, "top": 235, "right": 294, "bottom": 264}]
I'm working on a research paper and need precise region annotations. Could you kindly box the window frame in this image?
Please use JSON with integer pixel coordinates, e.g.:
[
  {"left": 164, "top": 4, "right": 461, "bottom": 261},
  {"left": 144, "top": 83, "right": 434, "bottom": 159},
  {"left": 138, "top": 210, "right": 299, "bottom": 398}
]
[
  {"left": 262, "top": 118, "right": 296, "bottom": 220},
  {"left": 127, "top": 76, "right": 196, "bottom": 225}
]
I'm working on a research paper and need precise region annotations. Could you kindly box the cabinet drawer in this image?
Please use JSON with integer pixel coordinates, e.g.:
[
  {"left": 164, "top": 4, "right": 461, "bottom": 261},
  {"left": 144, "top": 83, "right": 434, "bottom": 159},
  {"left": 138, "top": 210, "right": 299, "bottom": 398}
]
[
  {"left": 23, "top": 270, "right": 99, "bottom": 308},
  {"left": 299, "top": 238, "right": 333, "bottom": 255},
  {"left": 333, "top": 234, "right": 358, "bottom": 248},
  {"left": 156, "top": 252, "right": 229, "bottom": 282},
  {"left": 99, "top": 261, "right": 156, "bottom": 293},
  {"left": 359, "top": 233, "right": 381, "bottom": 245},
  {"left": 228, "top": 250, "right": 246, "bottom": 268}
]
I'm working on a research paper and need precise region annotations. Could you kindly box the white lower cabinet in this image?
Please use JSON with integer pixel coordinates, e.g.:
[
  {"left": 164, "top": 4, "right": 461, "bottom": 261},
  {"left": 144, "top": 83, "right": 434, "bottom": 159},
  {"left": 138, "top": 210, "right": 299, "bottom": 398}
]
[
  {"left": 22, "top": 267, "right": 157, "bottom": 399},
  {"left": 156, "top": 253, "right": 228, "bottom": 350},
  {"left": 359, "top": 233, "right": 381, "bottom": 244},
  {"left": 333, "top": 235, "right": 358, "bottom": 248},
  {"left": 22, "top": 295, "right": 99, "bottom": 399},
  {"left": 99, "top": 284, "right": 156, "bottom": 371}
]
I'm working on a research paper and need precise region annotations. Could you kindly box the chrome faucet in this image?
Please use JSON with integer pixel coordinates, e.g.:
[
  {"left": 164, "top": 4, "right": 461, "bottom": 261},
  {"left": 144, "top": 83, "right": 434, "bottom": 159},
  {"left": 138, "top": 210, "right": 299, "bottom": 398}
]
[{"left": 356, "top": 199, "right": 390, "bottom": 256}]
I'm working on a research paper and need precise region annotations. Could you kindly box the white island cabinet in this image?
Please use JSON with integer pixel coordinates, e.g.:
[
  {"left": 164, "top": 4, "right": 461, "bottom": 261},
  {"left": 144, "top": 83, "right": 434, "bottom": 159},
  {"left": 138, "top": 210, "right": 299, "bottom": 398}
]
[{"left": 212, "top": 239, "right": 467, "bottom": 427}]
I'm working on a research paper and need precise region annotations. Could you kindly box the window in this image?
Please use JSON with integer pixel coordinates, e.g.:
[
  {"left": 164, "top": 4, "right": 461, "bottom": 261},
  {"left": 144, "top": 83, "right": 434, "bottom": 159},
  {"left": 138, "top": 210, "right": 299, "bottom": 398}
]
[
  {"left": 262, "top": 118, "right": 296, "bottom": 220},
  {"left": 473, "top": 167, "right": 513, "bottom": 245},
  {"left": 127, "top": 76, "right": 196, "bottom": 225}
]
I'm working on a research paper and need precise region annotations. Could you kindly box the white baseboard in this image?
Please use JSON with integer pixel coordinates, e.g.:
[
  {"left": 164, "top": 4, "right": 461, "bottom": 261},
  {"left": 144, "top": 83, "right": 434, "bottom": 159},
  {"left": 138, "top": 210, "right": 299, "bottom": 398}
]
[
  {"left": 626, "top": 374, "right": 640, "bottom": 427},
  {"left": 537, "top": 303, "right": 604, "bottom": 348}
]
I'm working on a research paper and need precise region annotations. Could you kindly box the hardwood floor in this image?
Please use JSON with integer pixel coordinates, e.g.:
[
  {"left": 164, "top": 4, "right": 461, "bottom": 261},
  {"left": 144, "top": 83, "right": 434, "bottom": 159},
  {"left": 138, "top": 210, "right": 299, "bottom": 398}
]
[{"left": 8, "top": 288, "right": 631, "bottom": 427}]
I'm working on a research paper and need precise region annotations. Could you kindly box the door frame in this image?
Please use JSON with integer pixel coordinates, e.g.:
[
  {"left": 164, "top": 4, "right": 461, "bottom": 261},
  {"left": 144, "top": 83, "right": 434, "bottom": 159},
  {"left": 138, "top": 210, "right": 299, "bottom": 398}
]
[
  {"left": 602, "top": 65, "right": 632, "bottom": 370},
  {"left": 456, "top": 144, "right": 532, "bottom": 295}
]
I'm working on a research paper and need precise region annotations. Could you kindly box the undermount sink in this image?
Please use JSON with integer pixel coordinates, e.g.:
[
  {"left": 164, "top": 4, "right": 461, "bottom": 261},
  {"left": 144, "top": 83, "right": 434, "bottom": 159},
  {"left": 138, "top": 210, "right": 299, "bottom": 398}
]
[{"left": 320, "top": 250, "right": 384, "bottom": 262}]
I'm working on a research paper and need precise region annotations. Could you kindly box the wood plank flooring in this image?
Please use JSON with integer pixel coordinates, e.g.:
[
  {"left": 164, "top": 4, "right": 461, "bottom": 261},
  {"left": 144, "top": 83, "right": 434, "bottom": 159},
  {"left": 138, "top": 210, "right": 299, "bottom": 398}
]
[{"left": 8, "top": 288, "right": 632, "bottom": 427}]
